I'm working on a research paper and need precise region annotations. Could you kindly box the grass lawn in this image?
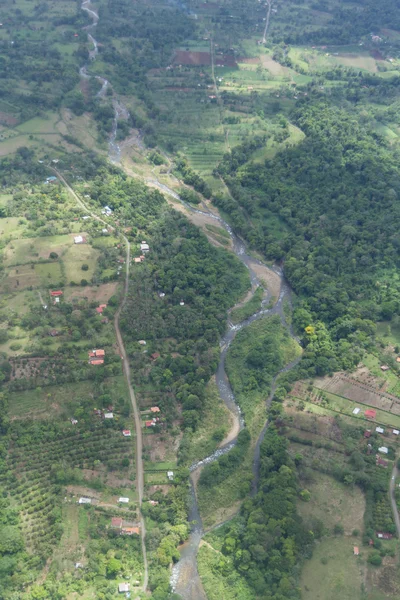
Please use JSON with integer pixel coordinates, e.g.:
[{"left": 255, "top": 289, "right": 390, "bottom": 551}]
[
  {"left": 297, "top": 472, "right": 365, "bottom": 535},
  {"left": 4, "top": 234, "right": 74, "bottom": 266},
  {"left": 8, "top": 375, "right": 128, "bottom": 419},
  {"left": 301, "top": 536, "right": 365, "bottom": 600},
  {"left": 62, "top": 244, "right": 100, "bottom": 284}
]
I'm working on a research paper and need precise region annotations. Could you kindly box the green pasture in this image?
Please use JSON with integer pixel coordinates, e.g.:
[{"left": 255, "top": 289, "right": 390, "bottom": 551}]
[
  {"left": 62, "top": 244, "right": 100, "bottom": 284},
  {"left": 4, "top": 234, "right": 75, "bottom": 266},
  {"left": 8, "top": 375, "right": 128, "bottom": 419},
  {"left": 300, "top": 537, "right": 364, "bottom": 600}
]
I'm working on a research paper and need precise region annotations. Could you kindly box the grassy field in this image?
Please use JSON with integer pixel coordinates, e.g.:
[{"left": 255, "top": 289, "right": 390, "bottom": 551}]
[
  {"left": 301, "top": 537, "right": 365, "bottom": 600},
  {"left": 8, "top": 375, "right": 129, "bottom": 419},
  {"left": 297, "top": 472, "right": 365, "bottom": 535},
  {"left": 62, "top": 244, "right": 100, "bottom": 284}
]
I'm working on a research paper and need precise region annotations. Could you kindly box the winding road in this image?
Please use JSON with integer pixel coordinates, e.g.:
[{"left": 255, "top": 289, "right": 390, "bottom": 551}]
[
  {"left": 50, "top": 169, "right": 149, "bottom": 594},
  {"left": 390, "top": 457, "right": 400, "bottom": 537}
]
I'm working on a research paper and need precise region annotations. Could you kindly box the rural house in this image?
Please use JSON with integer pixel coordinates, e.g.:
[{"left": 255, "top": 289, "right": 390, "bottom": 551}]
[
  {"left": 121, "top": 526, "right": 139, "bottom": 535},
  {"left": 111, "top": 517, "right": 123, "bottom": 529},
  {"left": 50, "top": 290, "right": 63, "bottom": 297},
  {"left": 376, "top": 427, "right": 384, "bottom": 434},
  {"left": 378, "top": 446, "right": 388, "bottom": 454},
  {"left": 122, "top": 430, "right": 131, "bottom": 437},
  {"left": 150, "top": 407, "right": 160, "bottom": 413},
  {"left": 365, "top": 409, "right": 377, "bottom": 419},
  {"left": 118, "top": 583, "right": 130, "bottom": 593},
  {"left": 74, "top": 235, "right": 86, "bottom": 244},
  {"left": 96, "top": 304, "right": 107, "bottom": 314},
  {"left": 354, "top": 547, "right": 359, "bottom": 556}
]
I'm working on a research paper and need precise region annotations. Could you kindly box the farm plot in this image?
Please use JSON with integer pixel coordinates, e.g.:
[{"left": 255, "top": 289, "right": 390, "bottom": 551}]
[
  {"left": 2, "top": 427, "right": 134, "bottom": 556},
  {"left": 297, "top": 472, "right": 365, "bottom": 534},
  {"left": 3, "top": 234, "right": 74, "bottom": 267},
  {"left": 62, "top": 244, "right": 100, "bottom": 284},
  {"left": 64, "top": 282, "right": 118, "bottom": 303},
  {"left": 314, "top": 374, "right": 400, "bottom": 411},
  {"left": 8, "top": 375, "right": 128, "bottom": 419}
]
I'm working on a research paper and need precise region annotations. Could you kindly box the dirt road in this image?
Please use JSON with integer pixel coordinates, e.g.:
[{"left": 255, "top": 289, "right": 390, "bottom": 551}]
[
  {"left": 51, "top": 168, "right": 149, "bottom": 593},
  {"left": 390, "top": 458, "right": 400, "bottom": 537},
  {"left": 262, "top": 0, "right": 274, "bottom": 43}
]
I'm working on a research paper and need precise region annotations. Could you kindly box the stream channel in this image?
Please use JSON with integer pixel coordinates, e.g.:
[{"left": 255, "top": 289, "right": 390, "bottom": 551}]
[{"left": 78, "top": 3, "right": 300, "bottom": 598}]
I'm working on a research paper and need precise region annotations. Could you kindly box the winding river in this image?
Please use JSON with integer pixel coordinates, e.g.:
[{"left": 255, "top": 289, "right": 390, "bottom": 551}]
[
  {"left": 78, "top": 3, "right": 299, "bottom": 598},
  {"left": 80, "top": 0, "right": 128, "bottom": 162}
]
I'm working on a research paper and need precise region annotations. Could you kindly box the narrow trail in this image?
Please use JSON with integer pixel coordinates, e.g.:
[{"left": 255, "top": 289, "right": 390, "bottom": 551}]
[
  {"left": 50, "top": 168, "right": 149, "bottom": 594},
  {"left": 262, "top": 0, "right": 274, "bottom": 44},
  {"left": 390, "top": 456, "right": 400, "bottom": 537}
]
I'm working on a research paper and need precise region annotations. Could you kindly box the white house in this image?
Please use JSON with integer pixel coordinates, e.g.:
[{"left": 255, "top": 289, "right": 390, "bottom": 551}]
[
  {"left": 167, "top": 471, "right": 174, "bottom": 481},
  {"left": 376, "top": 427, "right": 384, "bottom": 434},
  {"left": 74, "top": 235, "right": 84, "bottom": 244},
  {"left": 393, "top": 430, "right": 399, "bottom": 436},
  {"left": 378, "top": 447, "right": 389, "bottom": 454},
  {"left": 118, "top": 583, "right": 130, "bottom": 593},
  {"left": 104, "top": 412, "right": 114, "bottom": 419},
  {"left": 78, "top": 497, "right": 92, "bottom": 504},
  {"left": 118, "top": 497, "right": 129, "bottom": 503},
  {"left": 352, "top": 408, "right": 360, "bottom": 415},
  {"left": 140, "top": 242, "right": 149, "bottom": 252}
]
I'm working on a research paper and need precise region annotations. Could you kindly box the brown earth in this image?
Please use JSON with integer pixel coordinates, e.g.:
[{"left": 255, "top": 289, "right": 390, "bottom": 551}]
[
  {"left": 173, "top": 50, "right": 237, "bottom": 67},
  {"left": 0, "top": 112, "right": 18, "bottom": 126},
  {"left": 64, "top": 282, "right": 118, "bottom": 302}
]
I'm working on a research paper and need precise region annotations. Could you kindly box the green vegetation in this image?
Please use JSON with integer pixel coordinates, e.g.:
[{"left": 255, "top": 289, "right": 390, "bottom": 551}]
[{"left": 230, "top": 286, "right": 264, "bottom": 325}]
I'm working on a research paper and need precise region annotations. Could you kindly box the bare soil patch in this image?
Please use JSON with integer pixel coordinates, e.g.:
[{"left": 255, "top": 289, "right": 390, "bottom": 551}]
[
  {"left": 173, "top": 50, "right": 237, "bottom": 67},
  {"left": 0, "top": 112, "right": 18, "bottom": 126},
  {"left": 249, "top": 261, "right": 281, "bottom": 300},
  {"left": 64, "top": 282, "right": 118, "bottom": 303},
  {"left": 314, "top": 373, "right": 397, "bottom": 411},
  {"left": 259, "top": 54, "right": 287, "bottom": 75}
]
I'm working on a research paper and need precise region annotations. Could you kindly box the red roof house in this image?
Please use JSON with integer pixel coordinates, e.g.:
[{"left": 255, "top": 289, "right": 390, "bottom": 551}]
[
  {"left": 365, "top": 409, "right": 377, "bottom": 419},
  {"left": 96, "top": 304, "right": 107, "bottom": 314},
  {"left": 111, "top": 517, "right": 123, "bottom": 528},
  {"left": 151, "top": 352, "right": 160, "bottom": 361},
  {"left": 50, "top": 290, "right": 63, "bottom": 297},
  {"left": 91, "top": 359, "right": 104, "bottom": 365},
  {"left": 150, "top": 407, "right": 160, "bottom": 413},
  {"left": 94, "top": 349, "right": 105, "bottom": 357},
  {"left": 364, "top": 430, "right": 372, "bottom": 438},
  {"left": 121, "top": 526, "right": 139, "bottom": 535},
  {"left": 145, "top": 421, "right": 155, "bottom": 428},
  {"left": 354, "top": 547, "right": 359, "bottom": 556}
]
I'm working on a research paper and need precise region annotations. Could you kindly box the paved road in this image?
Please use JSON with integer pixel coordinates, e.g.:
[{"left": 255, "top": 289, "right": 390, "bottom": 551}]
[
  {"left": 52, "top": 169, "right": 149, "bottom": 593},
  {"left": 390, "top": 458, "right": 400, "bottom": 537}
]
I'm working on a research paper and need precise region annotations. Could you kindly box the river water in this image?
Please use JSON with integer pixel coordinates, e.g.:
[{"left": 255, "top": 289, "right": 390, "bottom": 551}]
[
  {"left": 80, "top": 0, "right": 127, "bottom": 162},
  {"left": 78, "top": 3, "right": 299, "bottom": 597}
]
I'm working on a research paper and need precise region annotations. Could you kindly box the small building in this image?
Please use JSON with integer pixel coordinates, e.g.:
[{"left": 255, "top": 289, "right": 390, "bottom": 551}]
[
  {"left": 121, "top": 527, "right": 139, "bottom": 536},
  {"left": 102, "top": 228, "right": 109, "bottom": 234},
  {"left": 118, "top": 497, "right": 129, "bottom": 503},
  {"left": 118, "top": 583, "right": 130, "bottom": 593},
  {"left": 74, "top": 235, "right": 86, "bottom": 244},
  {"left": 101, "top": 317, "right": 109, "bottom": 324},
  {"left": 134, "top": 257, "right": 142, "bottom": 263},
  {"left": 354, "top": 547, "right": 359, "bottom": 556},
  {"left": 102, "top": 206, "right": 113, "bottom": 216},
  {"left": 365, "top": 409, "right": 377, "bottom": 419},
  {"left": 94, "top": 349, "right": 105, "bottom": 357},
  {"left": 50, "top": 290, "right": 63, "bottom": 297},
  {"left": 377, "top": 532, "right": 393, "bottom": 539},
  {"left": 104, "top": 412, "right": 114, "bottom": 419},
  {"left": 150, "top": 407, "right": 160, "bottom": 413},
  {"left": 159, "top": 292, "right": 165, "bottom": 298},
  {"left": 145, "top": 420, "right": 155, "bottom": 428},
  {"left": 376, "top": 456, "right": 388, "bottom": 468},
  {"left": 378, "top": 446, "right": 388, "bottom": 454},
  {"left": 96, "top": 304, "right": 107, "bottom": 314},
  {"left": 78, "top": 497, "right": 92, "bottom": 504},
  {"left": 376, "top": 427, "right": 385, "bottom": 434},
  {"left": 364, "top": 430, "right": 372, "bottom": 438},
  {"left": 70, "top": 418, "right": 78, "bottom": 425},
  {"left": 380, "top": 365, "right": 389, "bottom": 371},
  {"left": 111, "top": 517, "right": 123, "bottom": 528},
  {"left": 151, "top": 352, "right": 160, "bottom": 361},
  {"left": 167, "top": 471, "right": 174, "bottom": 481},
  {"left": 393, "top": 429, "right": 399, "bottom": 436},
  {"left": 396, "top": 357, "right": 400, "bottom": 363},
  {"left": 138, "top": 340, "right": 146, "bottom": 345},
  {"left": 180, "top": 301, "right": 185, "bottom": 306},
  {"left": 91, "top": 359, "right": 104, "bottom": 365},
  {"left": 75, "top": 562, "right": 83, "bottom": 569},
  {"left": 352, "top": 408, "right": 360, "bottom": 415},
  {"left": 148, "top": 500, "right": 159, "bottom": 506},
  {"left": 49, "top": 329, "right": 59, "bottom": 337},
  {"left": 140, "top": 243, "right": 150, "bottom": 253},
  {"left": 122, "top": 430, "right": 131, "bottom": 437}
]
